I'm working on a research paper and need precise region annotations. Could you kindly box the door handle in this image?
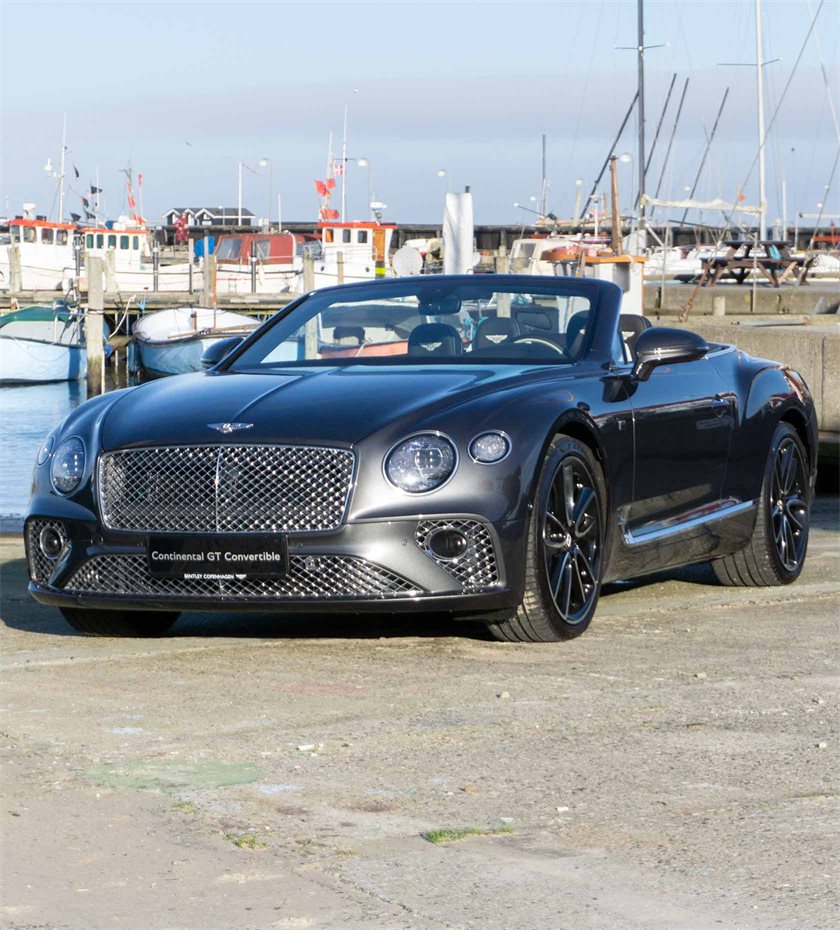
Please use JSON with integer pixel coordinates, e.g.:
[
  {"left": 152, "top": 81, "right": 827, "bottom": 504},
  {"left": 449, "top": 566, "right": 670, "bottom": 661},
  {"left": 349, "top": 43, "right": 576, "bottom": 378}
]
[{"left": 712, "top": 394, "right": 731, "bottom": 416}]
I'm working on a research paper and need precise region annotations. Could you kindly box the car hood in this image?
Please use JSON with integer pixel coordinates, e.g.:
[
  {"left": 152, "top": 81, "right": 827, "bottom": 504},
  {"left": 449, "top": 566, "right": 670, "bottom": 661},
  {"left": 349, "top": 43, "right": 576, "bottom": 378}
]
[{"left": 100, "top": 365, "right": 551, "bottom": 449}]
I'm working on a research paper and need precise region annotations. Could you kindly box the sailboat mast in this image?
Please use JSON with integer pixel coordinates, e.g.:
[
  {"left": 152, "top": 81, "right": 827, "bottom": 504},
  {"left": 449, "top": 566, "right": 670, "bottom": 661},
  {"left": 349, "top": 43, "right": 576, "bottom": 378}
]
[
  {"left": 637, "top": 0, "right": 646, "bottom": 227},
  {"left": 755, "top": 0, "right": 767, "bottom": 241},
  {"left": 58, "top": 114, "right": 67, "bottom": 222},
  {"left": 340, "top": 104, "right": 348, "bottom": 222}
]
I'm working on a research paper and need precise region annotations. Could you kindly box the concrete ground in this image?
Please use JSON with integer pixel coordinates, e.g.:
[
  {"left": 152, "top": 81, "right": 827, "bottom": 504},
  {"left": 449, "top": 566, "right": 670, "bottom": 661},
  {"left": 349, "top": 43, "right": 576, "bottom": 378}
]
[{"left": 1, "top": 499, "right": 838, "bottom": 930}]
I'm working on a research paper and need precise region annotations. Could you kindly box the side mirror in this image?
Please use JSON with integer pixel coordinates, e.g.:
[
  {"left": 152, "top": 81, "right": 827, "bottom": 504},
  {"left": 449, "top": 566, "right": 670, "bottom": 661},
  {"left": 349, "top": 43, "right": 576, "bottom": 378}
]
[
  {"left": 201, "top": 336, "right": 244, "bottom": 370},
  {"left": 631, "top": 327, "right": 708, "bottom": 382}
]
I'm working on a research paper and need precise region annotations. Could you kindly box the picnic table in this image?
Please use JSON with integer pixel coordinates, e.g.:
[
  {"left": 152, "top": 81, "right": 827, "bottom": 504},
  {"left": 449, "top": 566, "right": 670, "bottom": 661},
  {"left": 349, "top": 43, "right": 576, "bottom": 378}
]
[{"left": 698, "top": 240, "right": 815, "bottom": 287}]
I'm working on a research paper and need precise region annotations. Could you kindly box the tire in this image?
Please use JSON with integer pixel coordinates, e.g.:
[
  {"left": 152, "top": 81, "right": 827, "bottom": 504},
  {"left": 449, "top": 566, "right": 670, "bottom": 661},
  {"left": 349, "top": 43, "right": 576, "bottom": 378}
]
[
  {"left": 487, "top": 436, "right": 606, "bottom": 643},
  {"left": 712, "top": 422, "right": 810, "bottom": 587},
  {"left": 60, "top": 608, "right": 180, "bottom": 637}
]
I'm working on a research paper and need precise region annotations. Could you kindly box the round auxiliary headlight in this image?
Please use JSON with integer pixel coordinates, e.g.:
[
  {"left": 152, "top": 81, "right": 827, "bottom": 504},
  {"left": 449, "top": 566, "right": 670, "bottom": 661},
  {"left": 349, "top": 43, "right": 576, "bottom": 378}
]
[
  {"left": 385, "top": 434, "right": 457, "bottom": 493},
  {"left": 469, "top": 431, "right": 511, "bottom": 464},
  {"left": 50, "top": 437, "right": 86, "bottom": 495},
  {"left": 36, "top": 433, "right": 55, "bottom": 467}
]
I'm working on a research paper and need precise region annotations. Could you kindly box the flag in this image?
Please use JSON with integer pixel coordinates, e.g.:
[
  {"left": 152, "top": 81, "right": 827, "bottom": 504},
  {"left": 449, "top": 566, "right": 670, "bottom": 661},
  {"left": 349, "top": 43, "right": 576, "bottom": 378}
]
[
  {"left": 333, "top": 162, "right": 345, "bottom": 177},
  {"left": 70, "top": 212, "right": 81, "bottom": 223},
  {"left": 90, "top": 185, "right": 102, "bottom": 195},
  {"left": 82, "top": 197, "right": 89, "bottom": 208},
  {"left": 314, "top": 180, "right": 329, "bottom": 197},
  {"left": 137, "top": 172, "right": 143, "bottom": 187},
  {"left": 73, "top": 165, "right": 80, "bottom": 179}
]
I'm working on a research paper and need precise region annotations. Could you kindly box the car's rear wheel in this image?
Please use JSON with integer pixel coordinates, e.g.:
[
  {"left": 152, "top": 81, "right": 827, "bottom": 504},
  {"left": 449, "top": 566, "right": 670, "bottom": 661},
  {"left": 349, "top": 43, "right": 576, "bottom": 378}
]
[
  {"left": 712, "top": 422, "right": 810, "bottom": 586},
  {"left": 487, "top": 436, "right": 605, "bottom": 642},
  {"left": 60, "top": 608, "right": 180, "bottom": 637}
]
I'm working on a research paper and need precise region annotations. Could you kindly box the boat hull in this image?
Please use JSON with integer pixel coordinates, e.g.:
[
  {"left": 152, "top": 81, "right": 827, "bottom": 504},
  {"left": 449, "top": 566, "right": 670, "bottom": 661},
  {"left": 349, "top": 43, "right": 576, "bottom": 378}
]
[
  {"left": 0, "top": 336, "right": 87, "bottom": 384},
  {"left": 136, "top": 335, "right": 240, "bottom": 377}
]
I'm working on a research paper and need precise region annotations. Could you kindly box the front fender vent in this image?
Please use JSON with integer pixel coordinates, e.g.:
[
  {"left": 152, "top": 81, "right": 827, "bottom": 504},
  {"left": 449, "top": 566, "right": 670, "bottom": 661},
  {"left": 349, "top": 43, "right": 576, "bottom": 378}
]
[{"left": 414, "top": 519, "right": 499, "bottom": 592}]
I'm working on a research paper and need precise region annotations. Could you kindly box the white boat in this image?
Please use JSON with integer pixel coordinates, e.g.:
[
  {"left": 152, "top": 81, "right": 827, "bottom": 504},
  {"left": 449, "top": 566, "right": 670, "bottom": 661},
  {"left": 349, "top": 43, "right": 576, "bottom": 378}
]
[
  {"left": 133, "top": 306, "right": 260, "bottom": 377},
  {"left": 0, "top": 304, "right": 87, "bottom": 383}
]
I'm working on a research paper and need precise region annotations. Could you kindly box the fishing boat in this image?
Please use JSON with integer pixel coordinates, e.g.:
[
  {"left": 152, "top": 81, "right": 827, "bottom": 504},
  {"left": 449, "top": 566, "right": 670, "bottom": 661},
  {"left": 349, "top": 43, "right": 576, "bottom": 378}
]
[
  {"left": 0, "top": 304, "right": 87, "bottom": 384},
  {"left": 132, "top": 306, "right": 260, "bottom": 377}
]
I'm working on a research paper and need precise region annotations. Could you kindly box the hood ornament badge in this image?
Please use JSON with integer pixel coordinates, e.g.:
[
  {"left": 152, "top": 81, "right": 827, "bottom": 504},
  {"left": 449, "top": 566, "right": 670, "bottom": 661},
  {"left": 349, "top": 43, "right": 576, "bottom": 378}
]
[{"left": 208, "top": 422, "right": 254, "bottom": 434}]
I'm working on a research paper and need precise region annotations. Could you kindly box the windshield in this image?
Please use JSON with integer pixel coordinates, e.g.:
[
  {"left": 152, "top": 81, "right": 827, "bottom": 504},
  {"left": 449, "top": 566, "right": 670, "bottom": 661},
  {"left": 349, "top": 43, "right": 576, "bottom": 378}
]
[{"left": 229, "top": 279, "right": 597, "bottom": 370}]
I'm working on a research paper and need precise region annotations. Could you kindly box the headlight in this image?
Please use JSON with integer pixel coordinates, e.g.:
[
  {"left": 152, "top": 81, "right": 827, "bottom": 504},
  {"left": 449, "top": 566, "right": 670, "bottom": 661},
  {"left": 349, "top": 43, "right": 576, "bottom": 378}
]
[
  {"left": 36, "top": 433, "right": 56, "bottom": 467},
  {"left": 50, "top": 437, "right": 86, "bottom": 495},
  {"left": 384, "top": 433, "right": 457, "bottom": 493},
  {"left": 469, "top": 431, "right": 511, "bottom": 464}
]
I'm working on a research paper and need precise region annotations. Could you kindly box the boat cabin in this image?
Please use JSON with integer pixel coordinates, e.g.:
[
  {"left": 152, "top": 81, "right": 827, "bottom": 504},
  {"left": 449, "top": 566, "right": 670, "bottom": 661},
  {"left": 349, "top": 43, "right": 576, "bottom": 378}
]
[
  {"left": 319, "top": 222, "right": 396, "bottom": 265},
  {"left": 214, "top": 231, "right": 321, "bottom": 267},
  {"left": 81, "top": 224, "right": 153, "bottom": 271}
]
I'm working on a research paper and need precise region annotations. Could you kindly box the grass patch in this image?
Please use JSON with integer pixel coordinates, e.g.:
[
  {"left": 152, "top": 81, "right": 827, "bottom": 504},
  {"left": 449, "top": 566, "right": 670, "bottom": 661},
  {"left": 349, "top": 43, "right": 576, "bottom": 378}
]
[
  {"left": 224, "top": 832, "right": 267, "bottom": 850},
  {"left": 422, "top": 825, "right": 513, "bottom": 845},
  {"left": 170, "top": 800, "right": 197, "bottom": 815}
]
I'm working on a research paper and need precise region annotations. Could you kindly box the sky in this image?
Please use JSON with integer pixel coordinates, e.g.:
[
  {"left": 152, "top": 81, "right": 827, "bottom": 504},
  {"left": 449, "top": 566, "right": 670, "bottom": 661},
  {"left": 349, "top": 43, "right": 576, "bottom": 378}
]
[{"left": 1, "top": 0, "right": 838, "bottom": 227}]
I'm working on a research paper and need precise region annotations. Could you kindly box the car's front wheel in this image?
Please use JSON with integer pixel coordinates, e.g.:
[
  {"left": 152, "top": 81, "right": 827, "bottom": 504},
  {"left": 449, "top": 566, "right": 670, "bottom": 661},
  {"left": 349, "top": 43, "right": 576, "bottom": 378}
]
[
  {"left": 60, "top": 608, "right": 180, "bottom": 637},
  {"left": 712, "top": 422, "right": 811, "bottom": 586},
  {"left": 488, "top": 435, "right": 605, "bottom": 642}
]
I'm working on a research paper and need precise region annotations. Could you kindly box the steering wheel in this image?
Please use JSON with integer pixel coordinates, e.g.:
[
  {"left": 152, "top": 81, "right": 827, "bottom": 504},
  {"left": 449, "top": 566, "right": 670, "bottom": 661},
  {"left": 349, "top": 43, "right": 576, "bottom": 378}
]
[{"left": 510, "top": 334, "right": 568, "bottom": 358}]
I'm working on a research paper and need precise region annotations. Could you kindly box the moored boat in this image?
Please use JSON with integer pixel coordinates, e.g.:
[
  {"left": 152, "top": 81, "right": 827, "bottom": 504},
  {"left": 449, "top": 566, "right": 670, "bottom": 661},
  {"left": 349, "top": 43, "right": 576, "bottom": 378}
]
[
  {"left": 132, "top": 306, "right": 260, "bottom": 377},
  {"left": 0, "top": 304, "right": 87, "bottom": 384}
]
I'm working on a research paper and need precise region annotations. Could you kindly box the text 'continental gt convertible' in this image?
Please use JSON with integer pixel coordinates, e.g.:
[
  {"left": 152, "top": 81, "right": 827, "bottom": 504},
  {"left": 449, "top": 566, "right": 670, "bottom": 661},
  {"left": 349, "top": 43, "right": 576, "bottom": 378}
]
[{"left": 26, "top": 275, "right": 817, "bottom": 641}]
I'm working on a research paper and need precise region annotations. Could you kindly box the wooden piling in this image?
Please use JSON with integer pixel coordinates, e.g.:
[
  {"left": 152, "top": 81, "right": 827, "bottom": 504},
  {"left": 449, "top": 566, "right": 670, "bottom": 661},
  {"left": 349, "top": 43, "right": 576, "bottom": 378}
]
[
  {"left": 86, "top": 257, "right": 106, "bottom": 395},
  {"left": 336, "top": 251, "right": 345, "bottom": 284},
  {"left": 8, "top": 244, "right": 21, "bottom": 293},
  {"left": 303, "top": 255, "right": 315, "bottom": 292}
]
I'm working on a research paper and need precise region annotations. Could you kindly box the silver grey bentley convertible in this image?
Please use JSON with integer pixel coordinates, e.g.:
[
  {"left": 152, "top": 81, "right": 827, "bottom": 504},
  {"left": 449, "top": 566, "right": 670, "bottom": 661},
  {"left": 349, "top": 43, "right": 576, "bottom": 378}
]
[{"left": 26, "top": 275, "right": 817, "bottom": 641}]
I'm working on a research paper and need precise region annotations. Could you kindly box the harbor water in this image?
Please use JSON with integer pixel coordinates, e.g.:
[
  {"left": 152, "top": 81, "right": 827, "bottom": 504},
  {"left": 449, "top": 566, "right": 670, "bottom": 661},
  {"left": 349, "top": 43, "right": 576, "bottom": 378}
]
[{"left": 1, "top": 381, "right": 90, "bottom": 527}]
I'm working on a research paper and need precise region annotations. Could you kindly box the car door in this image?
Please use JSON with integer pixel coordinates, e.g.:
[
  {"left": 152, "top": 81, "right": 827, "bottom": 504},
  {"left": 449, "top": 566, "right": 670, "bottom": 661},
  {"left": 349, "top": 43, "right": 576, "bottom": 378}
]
[{"left": 625, "top": 355, "right": 733, "bottom": 536}]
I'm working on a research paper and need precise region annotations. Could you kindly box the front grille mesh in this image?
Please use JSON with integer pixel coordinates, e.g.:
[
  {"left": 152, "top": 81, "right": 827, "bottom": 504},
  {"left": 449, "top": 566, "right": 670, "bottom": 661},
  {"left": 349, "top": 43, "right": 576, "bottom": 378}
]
[
  {"left": 26, "top": 520, "right": 67, "bottom": 584},
  {"left": 99, "top": 445, "right": 355, "bottom": 534},
  {"left": 415, "top": 519, "right": 499, "bottom": 592},
  {"left": 63, "top": 554, "right": 420, "bottom": 600}
]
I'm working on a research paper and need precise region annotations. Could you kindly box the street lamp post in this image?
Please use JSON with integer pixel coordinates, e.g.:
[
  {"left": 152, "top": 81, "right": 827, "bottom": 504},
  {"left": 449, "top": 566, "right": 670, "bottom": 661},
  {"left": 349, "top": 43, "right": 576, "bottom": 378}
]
[{"left": 258, "top": 158, "right": 272, "bottom": 228}]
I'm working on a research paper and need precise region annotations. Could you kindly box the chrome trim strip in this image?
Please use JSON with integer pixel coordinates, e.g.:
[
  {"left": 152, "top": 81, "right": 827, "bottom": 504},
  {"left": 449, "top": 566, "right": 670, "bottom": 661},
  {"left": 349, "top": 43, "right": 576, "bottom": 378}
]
[{"left": 623, "top": 499, "right": 756, "bottom": 546}]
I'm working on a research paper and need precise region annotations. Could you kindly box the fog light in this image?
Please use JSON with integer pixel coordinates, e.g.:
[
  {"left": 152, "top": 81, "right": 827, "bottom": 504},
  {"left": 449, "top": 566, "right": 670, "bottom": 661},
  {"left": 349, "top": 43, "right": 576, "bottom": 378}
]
[
  {"left": 39, "top": 526, "right": 64, "bottom": 560},
  {"left": 428, "top": 528, "right": 468, "bottom": 561}
]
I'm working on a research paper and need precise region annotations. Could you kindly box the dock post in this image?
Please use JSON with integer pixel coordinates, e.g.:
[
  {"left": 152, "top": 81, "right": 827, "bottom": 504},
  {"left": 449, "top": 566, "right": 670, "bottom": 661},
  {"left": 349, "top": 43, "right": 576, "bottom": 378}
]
[
  {"left": 188, "top": 237, "right": 194, "bottom": 294},
  {"left": 86, "top": 257, "right": 106, "bottom": 396},
  {"left": 303, "top": 255, "right": 315, "bottom": 292},
  {"left": 8, "top": 244, "right": 21, "bottom": 293},
  {"left": 250, "top": 240, "right": 258, "bottom": 293},
  {"left": 202, "top": 250, "right": 216, "bottom": 307},
  {"left": 712, "top": 296, "right": 726, "bottom": 317},
  {"left": 336, "top": 251, "right": 345, "bottom": 284},
  {"left": 152, "top": 240, "right": 160, "bottom": 292}
]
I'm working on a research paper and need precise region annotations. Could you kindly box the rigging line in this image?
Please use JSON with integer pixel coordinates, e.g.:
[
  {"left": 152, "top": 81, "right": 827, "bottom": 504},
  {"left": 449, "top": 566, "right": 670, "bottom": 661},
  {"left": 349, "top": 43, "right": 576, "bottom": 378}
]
[
  {"left": 806, "top": 0, "right": 840, "bottom": 144},
  {"left": 679, "top": 87, "right": 730, "bottom": 227},
  {"left": 563, "top": 0, "right": 605, "bottom": 196},
  {"left": 653, "top": 77, "right": 689, "bottom": 200},
  {"left": 714, "top": 0, "right": 825, "bottom": 245}
]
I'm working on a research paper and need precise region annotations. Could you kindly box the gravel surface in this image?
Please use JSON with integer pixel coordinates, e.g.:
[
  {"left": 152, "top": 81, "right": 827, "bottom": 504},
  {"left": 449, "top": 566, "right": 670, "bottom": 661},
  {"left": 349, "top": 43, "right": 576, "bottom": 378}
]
[{"left": 1, "top": 497, "right": 838, "bottom": 930}]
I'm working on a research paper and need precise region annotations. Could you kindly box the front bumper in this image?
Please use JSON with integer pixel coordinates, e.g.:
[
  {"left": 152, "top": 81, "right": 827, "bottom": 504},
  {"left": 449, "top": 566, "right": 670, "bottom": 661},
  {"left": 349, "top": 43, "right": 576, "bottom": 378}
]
[{"left": 25, "top": 512, "right": 519, "bottom": 616}]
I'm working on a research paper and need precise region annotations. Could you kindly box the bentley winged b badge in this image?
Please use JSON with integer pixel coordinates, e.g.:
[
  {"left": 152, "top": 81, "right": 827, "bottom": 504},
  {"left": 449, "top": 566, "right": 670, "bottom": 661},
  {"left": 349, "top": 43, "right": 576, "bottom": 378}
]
[{"left": 208, "top": 422, "right": 254, "bottom": 434}]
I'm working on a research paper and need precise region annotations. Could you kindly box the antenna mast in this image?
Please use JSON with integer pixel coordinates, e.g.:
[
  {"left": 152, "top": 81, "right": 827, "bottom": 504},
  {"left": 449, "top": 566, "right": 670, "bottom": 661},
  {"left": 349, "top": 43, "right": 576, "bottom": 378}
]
[
  {"left": 755, "top": 0, "right": 767, "bottom": 240},
  {"left": 637, "top": 0, "right": 646, "bottom": 228},
  {"left": 58, "top": 114, "right": 67, "bottom": 222}
]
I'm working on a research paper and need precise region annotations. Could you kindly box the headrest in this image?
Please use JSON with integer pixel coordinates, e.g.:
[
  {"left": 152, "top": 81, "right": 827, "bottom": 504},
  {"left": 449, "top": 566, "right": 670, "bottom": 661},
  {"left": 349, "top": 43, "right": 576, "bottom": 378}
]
[
  {"left": 333, "top": 325, "right": 365, "bottom": 346},
  {"left": 407, "top": 322, "right": 463, "bottom": 357},
  {"left": 618, "top": 314, "right": 651, "bottom": 359},
  {"left": 565, "top": 310, "right": 590, "bottom": 360},
  {"left": 474, "top": 317, "right": 521, "bottom": 350}
]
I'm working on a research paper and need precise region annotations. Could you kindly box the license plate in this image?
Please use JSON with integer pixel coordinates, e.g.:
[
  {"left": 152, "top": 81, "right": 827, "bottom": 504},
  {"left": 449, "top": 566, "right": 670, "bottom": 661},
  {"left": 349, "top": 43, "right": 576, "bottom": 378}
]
[{"left": 147, "top": 535, "right": 288, "bottom": 579}]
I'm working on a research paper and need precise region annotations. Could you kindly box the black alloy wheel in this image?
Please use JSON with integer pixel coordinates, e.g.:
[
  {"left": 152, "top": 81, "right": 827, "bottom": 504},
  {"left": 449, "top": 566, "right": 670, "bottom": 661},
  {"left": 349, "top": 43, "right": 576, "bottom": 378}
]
[
  {"left": 542, "top": 457, "right": 602, "bottom": 625},
  {"left": 770, "top": 436, "right": 808, "bottom": 572},
  {"left": 487, "top": 435, "right": 605, "bottom": 642},
  {"left": 712, "top": 422, "right": 811, "bottom": 587}
]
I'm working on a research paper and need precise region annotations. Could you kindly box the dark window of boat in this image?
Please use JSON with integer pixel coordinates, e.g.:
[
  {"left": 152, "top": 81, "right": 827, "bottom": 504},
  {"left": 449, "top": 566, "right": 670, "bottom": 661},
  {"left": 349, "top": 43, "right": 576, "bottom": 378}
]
[
  {"left": 56, "top": 230, "right": 68, "bottom": 246},
  {"left": 23, "top": 227, "right": 36, "bottom": 243},
  {"left": 132, "top": 236, "right": 140, "bottom": 250},
  {"left": 256, "top": 240, "right": 271, "bottom": 259},
  {"left": 342, "top": 229, "right": 352, "bottom": 243},
  {"left": 108, "top": 235, "right": 117, "bottom": 248},
  {"left": 358, "top": 230, "right": 368, "bottom": 244},
  {"left": 96, "top": 234, "right": 104, "bottom": 248},
  {"left": 120, "top": 235, "right": 130, "bottom": 250},
  {"left": 216, "top": 239, "right": 242, "bottom": 261},
  {"left": 41, "top": 228, "right": 54, "bottom": 245}
]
